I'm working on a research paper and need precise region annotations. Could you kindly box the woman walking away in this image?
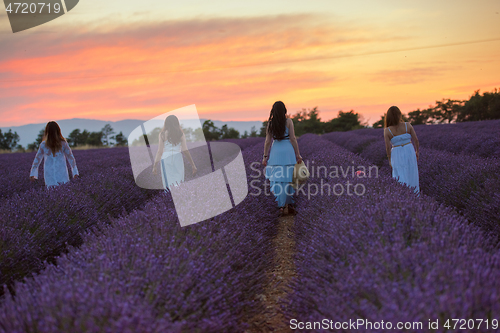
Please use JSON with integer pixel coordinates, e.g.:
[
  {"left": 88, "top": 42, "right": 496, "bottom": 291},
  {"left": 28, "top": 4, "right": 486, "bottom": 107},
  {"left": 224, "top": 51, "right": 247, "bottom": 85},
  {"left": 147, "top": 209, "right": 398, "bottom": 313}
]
[
  {"left": 263, "top": 101, "right": 302, "bottom": 216},
  {"left": 30, "top": 121, "right": 79, "bottom": 188},
  {"left": 152, "top": 115, "right": 197, "bottom": 191},
  {"left": 383, "top": 106, "right": 420, "bottom": 194}
]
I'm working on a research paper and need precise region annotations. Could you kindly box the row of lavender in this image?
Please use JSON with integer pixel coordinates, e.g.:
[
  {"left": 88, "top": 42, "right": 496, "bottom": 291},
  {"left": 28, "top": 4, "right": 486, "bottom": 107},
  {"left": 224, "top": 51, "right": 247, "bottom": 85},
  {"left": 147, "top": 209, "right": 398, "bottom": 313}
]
[
  {"left": 0, "top": 147, "right": 132, "bottom": 201},
  {"left": 0, "top": 139, "right": 265, "bottom": 201},
  {"left": 0, "top": 165, "right": 155, "bottom": 297},
  {"left": 326, "top": 119, "right": 500, "bottom": 158},
  {"left": 0, "top": 138, "right": 265, "bottom": 299},
  {"left": 285, "top": 134, "right": 500, "bottom": 332},
  {"left": 0, "top": 140, "right": 276, "bottom": 332},
  {"left": 323, "top": 129, "right": 500, "bottom": 237}
]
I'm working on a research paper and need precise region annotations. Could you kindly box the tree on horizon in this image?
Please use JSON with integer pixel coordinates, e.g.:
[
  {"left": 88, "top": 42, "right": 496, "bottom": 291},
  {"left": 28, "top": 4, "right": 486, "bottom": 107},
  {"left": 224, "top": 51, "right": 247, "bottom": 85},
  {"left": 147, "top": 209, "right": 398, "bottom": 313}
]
[
  {"left": 0, "top": 129, "right": 20, "bottom": 151},
  {"left": 101, "top": 124, "right": 115, "bottom": 146}
]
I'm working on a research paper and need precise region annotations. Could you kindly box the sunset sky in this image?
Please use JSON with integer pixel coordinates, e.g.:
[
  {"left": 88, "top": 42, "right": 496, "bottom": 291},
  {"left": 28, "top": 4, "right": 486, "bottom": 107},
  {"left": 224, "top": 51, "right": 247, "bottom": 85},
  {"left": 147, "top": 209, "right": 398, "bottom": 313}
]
[{"left": 1, "top": 0, "right": 499, "bottom": 127}]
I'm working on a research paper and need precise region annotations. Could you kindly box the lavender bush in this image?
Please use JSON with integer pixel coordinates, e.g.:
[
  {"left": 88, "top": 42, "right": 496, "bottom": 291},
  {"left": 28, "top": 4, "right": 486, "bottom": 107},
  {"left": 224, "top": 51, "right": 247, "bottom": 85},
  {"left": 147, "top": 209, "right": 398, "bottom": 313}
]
[
  {"left": 0, "top": 139, "right": 264, "bottom": 296},
  {"left": 324, "top": 118, "right": 500, "bottom": 158},
  {"left": 286, "top": 134, "right": 500, "bottom": 332},
  {"left": 0, "top": 166, "right": 155, "bottom": 296},
  {"left": 323, "top": 128, "right": 500, "bottom": 237},
  {"left": 0, "top": 142, "right": 277, "bottom": 332},
  {"left": 0, "top": 147, "right": 132, "bottom": 201},
  {"left": 219, "top": 136, "right": 264, "bottom": 150}
]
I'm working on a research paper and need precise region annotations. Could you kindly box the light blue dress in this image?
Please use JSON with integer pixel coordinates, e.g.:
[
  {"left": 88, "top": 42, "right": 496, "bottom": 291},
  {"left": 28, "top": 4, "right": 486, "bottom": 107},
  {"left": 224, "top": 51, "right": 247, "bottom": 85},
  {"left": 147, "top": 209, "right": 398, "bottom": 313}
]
[
  {"left": 265, "top": 127, "right": 296, "bottom": 207},
  {"left": 30, "top": 141, "right": 79, "bottom": 188},
  {"left": 388, "top": 122, "right": 419, "bottom": 194},
  {"left": 160, "top": 139, "right": 184, "bottom": 191}
]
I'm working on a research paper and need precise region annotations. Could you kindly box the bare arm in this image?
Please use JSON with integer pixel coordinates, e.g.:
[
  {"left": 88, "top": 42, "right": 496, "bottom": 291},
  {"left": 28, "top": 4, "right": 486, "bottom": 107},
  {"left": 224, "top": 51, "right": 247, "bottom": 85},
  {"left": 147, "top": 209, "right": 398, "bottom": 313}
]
[
  {"left": 262, "top": 123, "right": 272, "bottom": 166},
  {"left": 287, "top": 118, "right": 302, "bottom": 163},
  {"left": 152, "top": 132, "right": 164, "bottom": 172},
  {"left": 180, "top": 133, "right": 196, "bottom": 169},
  {"left": 383, "top": 128, "right": 392, "bottom": 166},
  {"left": 408, "top": 123, "right": 419, "bottom": 161}
]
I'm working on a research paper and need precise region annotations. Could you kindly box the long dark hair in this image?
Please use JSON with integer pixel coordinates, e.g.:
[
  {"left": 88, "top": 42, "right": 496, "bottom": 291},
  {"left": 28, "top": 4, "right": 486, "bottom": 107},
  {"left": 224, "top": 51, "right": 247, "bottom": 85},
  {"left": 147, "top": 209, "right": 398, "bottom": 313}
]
[
  {"left": 43, "top": 121, "right": 66, "bottom": 156},
  {"left": 267, "top": 101, "right": 287, "bottom": 140},
  {"left": 161, "top": 115, "right": 183, "bottom": 145},
  {"left": 384, "top": 106, "right": 403, "bottom": 128}
]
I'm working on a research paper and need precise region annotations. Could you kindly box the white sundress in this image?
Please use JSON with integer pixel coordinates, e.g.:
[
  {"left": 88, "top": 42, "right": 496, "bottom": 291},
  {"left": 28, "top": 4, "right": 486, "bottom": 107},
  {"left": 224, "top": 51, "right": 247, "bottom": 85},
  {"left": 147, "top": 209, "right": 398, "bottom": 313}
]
[
  {"left": 160, "top": 139, "right": 185, "bottom": 191},
  {"left": 388, "top": 122, "right": 419, "bottom": 194},
  {"left": 30, "top": 141, "right": 79, "bottom": 188}
]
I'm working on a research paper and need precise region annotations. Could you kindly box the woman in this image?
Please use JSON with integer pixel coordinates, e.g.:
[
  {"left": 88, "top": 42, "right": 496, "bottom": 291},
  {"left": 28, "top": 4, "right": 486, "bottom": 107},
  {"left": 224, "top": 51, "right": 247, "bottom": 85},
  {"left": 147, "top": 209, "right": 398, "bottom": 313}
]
[
  {"left": 263, "top": 101, "right": 302, "bottom": 215},
  {"left": 30, "top": 121, "right": 79, "bottom": 187},
  {"left": 383, "top": 106, "right": 420, "bottom": 194},
  {"left": 152, "top": 115, "right": 197, "bottom": 191}
]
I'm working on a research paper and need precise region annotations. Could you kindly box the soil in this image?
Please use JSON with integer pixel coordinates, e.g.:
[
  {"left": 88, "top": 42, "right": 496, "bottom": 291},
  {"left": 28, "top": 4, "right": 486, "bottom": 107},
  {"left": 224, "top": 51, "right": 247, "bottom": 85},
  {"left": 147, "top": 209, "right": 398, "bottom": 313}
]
[{"left": 246, "top": 207, "right": 297, "bottom": 332}]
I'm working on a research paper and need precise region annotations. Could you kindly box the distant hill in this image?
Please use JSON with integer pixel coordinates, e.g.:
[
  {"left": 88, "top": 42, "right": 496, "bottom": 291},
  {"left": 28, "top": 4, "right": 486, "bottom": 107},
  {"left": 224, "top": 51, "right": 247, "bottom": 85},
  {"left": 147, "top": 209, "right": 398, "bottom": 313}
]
[{"left": 1, "top": 118, "right": 263, "bottom": 148}]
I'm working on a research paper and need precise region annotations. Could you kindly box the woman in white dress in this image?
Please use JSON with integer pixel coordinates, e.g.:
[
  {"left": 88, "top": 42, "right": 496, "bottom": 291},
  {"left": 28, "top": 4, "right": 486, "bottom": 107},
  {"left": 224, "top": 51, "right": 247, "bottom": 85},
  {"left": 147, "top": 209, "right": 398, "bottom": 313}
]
[
  {"left": 152, "top": 115, "right": 197, "bottom": 191},
  {"left": 30, "top": 121, "right": 79, "bottom": 188},
  {"left": 383, "top": 106, "right": 420, "bottom": 194}
]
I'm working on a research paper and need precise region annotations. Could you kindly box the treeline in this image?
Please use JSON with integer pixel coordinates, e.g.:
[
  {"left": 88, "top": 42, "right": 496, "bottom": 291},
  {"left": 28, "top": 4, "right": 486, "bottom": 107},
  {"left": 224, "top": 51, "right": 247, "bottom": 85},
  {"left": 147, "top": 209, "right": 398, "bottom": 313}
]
[
  {"left": 372, "top": 88, "right": 500, "bottom": 127},
  {"left": 0, "top": 129, "right": 20, "bottom": 151},
  {"left": 132, "top": 120, "right": 246, "bottom": 146},
  {"left": 64, "top": 124, "right": 127, "bottom": 148},
  {"left": 0, "top": 124, "right": 128, "bottom": 153},
  {"left": 3, "top": 88, "right": 498, "bottom": 151},
  {"left": 258, "top": 107, "right": 364, "bottom": 137}
]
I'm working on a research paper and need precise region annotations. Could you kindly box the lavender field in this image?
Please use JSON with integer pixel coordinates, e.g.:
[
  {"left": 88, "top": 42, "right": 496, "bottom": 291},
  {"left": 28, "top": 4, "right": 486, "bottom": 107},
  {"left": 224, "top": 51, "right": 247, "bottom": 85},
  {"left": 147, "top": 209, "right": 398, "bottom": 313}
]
[{"left": 0, "top": 120, "right": 499, "bottom": 332}]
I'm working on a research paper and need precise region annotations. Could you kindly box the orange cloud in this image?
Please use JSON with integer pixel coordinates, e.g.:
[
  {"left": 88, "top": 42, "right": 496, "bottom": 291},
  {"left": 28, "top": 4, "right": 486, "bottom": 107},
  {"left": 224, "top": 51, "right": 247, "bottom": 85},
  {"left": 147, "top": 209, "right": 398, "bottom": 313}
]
[{"left": 0, "top": 14, "right": 499, "bottom": 126}]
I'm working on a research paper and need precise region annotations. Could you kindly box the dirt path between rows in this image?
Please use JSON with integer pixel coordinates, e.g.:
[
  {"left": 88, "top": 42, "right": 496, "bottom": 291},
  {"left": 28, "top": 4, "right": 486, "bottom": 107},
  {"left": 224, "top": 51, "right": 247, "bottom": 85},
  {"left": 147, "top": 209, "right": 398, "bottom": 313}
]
[{"left": 246, "top": 209, "right": 297, "bottom": 332}]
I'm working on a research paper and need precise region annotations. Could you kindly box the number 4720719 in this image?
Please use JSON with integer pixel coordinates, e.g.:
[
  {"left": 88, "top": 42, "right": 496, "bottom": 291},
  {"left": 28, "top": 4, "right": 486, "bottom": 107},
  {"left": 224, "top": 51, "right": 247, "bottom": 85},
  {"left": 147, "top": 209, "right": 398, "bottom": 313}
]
[
  {"left": 444, "top": 319, "right": 498, "bottom": 330},
  {"left": 5, "top": 2, "right": 63, "bottom": 14}
]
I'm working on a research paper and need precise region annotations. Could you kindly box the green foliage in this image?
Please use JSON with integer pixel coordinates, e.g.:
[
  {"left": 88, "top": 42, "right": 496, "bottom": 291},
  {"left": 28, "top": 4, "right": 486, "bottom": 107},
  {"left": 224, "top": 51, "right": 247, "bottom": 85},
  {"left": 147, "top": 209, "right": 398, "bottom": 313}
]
[
  {"left": 202, "top": 120, "right": 221, "bottom": 141},
  {"left": 86, "top": 131, "right": 104, "bottom": 147},
  {"left": 27, "top": 129, "right": 45, "bottom": 151},
  {"left": 292, "top": 107, "right": 324, "bottom": 136},
  {"left": 407, "top": 108, "right": 433, "bottom": 125},
  {"left": 101, "top": 124, "right": 115, "bottom": 146},
  {"left": 67, "top": 129, "right": 81, "bottom": 147},
  {"left": 323, "top": 110, "right": 363, "bottom": 133},
  {"left": 0, "top": 129, "right": 20, "bottom": 151},
  {"left": 220, "top": 124, "right": 240, "bottom": 139},
  {"left": 258, "top": 107, "right": 364, "bottom": 136},
  {"left": 259, "top": 121, "right": 268, "bottom": 137},
  {"left": 66, "top": 129, "right": 102, "bottom": 147},
  {"left": 400, "top": 88, "right": 500, "bottom": 126},
  {"left": 434, "top": 99, "right": 464, "bottom": 123},
  {"left": 78, "top": 130, "right": 90, "bottom": 146},
  {"left": 457, "top": 89, "right": 500, "bottom": 122},
  {"left": 114, "top": 131, "right": 128, "bottom": 146},
  {"left": 182, "top": 126, "right": 204, "bottom": 142},
  {"left": 249, "top": 126, "right": 258, "bottom": 137},
  {"left": 202, "top": 120, "right": 240, "bottom": 141},
  {"left": 373, "top": 116, "right": 385, "bottom": 128}
]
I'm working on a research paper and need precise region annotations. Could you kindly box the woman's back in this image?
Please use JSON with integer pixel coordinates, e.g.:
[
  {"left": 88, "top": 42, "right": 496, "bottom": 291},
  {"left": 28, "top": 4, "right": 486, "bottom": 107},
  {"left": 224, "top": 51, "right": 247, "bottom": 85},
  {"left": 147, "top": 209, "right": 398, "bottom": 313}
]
[
  {"left": 387, "top": 122, "right": 419, "bottom": 194},
  {"left": 162, "top": 131, "right": 182, "bottom": 156},
  {"left": 388, "top": 122, "right": 411, "bottom": 146},
  {"left": 30, "top": 140, "right": 78, "bottom": 187},
  {"left": 267, "top": 126, "right": 295, "bottom": 165}
]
